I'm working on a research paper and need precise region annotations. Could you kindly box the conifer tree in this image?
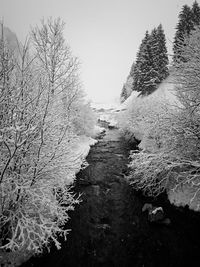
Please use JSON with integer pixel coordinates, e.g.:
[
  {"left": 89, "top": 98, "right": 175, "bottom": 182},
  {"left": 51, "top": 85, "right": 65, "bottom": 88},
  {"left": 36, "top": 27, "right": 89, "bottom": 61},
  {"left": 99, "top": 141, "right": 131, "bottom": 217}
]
[
  {"left": 148, "top": 27, "right": 160, "bottom": 82},
  {"left": 156, "top": 24, "right": 169, "bottom": 80},
  {"left": 173, "top": 4, "right": 194, "bottom": 62},
  {"left": 120, "top": 84, "right": 127, "bottom": 103},
  {"left": 191, "top": 1, "right": 200, "bottom": 26},
  {"left": 133, "top": 27, "right": 168, "bottom": 95},
  {"left": 133, "top": 31, "right": 150, "bottom": 93},
  {"left": 140, "top": 33, "right": 159, "bottom": 95},
  {"left": 129, "top": 61, "right": 135, "bottom": 78}
]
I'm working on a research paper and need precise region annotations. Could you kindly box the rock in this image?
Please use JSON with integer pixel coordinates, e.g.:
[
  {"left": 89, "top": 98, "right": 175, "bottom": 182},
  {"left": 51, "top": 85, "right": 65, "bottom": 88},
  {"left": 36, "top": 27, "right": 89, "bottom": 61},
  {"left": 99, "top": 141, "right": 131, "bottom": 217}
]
[
  {"left": 92, "top": 185, "right": 100, "bottom": 196},
  {"left": 142, "top": 203, "right": 153, "bottom": 212},
  {"left": 161, "top": 218, "right": 171, "bottom": 226},
  {"left": 95, "top": 224, "right": 111, "bottom": 230},
  {"left": 148, "top": 207, "right": 165, "bottom": 223},
  {"left": 78, "top": 178, "right": 92, "bottom": 186},
  {"left": 142, "top": 204, "right": 168, "bottom": 224},
  {"left": 132, "top": 216, "right": 139, "bottom": 226}
]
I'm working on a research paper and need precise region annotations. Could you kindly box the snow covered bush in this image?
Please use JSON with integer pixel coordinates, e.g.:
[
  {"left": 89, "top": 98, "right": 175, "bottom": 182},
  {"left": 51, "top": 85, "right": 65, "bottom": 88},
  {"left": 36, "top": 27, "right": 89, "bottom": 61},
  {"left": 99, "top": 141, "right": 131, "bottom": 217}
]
[
  {"left": 0, "top": 18, "right": 95, "bottom": 257},
  {"left": 71, "top": 99, "right": 97, "bottom": 136},
  {"left": 118, "top": 79, "right": 176, "bottom": 150},
  {"left": 121, "top": 27, "right": 200, "bottom": 210}
]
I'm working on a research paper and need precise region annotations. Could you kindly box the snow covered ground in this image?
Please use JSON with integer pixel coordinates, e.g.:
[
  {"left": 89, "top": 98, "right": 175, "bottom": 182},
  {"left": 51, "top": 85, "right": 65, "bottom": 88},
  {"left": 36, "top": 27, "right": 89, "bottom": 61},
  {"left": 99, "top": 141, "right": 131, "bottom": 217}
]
[
  {"left": 66, "top": 124, "right": 106, "bottom": 185},
  {"left": 91, "top": 102, "right": 120, "bottom": 128},
  {"left": 91, "top": 125, "right": 106, "bottom": 137},
  {"left": 117, "top": 76, "right": 178, "bottom": 146}
]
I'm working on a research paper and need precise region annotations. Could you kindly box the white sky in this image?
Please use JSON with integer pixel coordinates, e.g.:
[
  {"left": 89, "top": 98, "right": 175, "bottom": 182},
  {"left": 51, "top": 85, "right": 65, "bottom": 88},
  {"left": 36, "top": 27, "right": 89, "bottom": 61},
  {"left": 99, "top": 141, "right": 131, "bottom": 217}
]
[{"left": 0, "top": 0, "right": 196, "bottom": 104}]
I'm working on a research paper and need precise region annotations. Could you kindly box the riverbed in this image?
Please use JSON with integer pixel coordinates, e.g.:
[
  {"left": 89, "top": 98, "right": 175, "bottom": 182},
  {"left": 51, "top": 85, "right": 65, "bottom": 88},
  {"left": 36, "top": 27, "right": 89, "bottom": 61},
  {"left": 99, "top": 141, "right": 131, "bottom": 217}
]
[{"left": 22, "top": 125, "right": 200, "bottom": 267}]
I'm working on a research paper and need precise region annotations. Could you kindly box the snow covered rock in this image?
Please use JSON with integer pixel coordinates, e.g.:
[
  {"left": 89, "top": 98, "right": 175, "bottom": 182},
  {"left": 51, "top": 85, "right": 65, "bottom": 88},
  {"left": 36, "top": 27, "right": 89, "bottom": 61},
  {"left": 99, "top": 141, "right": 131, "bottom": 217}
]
[
  {"left": 148, "top": 207, "right": 165, "bottom": 223},
  {"left": 142, "top": 203, "right": 170, "bottom": 224},
  {"left": 142, "top": 203, "right": 153, "bottom": 212}
]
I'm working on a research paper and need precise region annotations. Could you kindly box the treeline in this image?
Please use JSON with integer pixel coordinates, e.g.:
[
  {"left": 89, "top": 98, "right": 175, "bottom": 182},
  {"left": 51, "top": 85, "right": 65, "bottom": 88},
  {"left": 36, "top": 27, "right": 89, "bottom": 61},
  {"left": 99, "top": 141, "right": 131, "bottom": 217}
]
[
  {"left": 121, "top": 0, "right": 200, "bottom": 101},
  {"left": 0, "top": 18, "right": 96, "bottom": 261}
]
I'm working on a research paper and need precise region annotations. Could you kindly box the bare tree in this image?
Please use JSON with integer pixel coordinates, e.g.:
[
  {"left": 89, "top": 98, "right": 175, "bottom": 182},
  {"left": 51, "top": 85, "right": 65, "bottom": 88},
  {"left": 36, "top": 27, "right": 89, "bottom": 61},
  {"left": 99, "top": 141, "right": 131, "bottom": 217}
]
[{"left": 0, "top": 20, "right": 80, "bottom": 256}]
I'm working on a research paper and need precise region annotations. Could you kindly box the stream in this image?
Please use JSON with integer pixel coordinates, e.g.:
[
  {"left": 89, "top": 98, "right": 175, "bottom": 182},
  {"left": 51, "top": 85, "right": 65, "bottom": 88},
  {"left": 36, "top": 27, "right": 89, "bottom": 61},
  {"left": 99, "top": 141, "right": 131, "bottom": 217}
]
[{"left": 22, "top": 124, "right": 200, "bottom": 267}]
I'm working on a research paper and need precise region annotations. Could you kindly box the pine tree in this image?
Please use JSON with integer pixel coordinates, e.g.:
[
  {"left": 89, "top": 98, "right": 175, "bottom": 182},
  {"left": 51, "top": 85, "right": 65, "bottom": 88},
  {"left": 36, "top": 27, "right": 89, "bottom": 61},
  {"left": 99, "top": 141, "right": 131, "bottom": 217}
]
[
  {"left": 148, "top": 27, "right": 160, "bottom": 83},
  {"left": 191, "top": 1, "right": 200, "bottom": 26},
  {"left": 120, "top": 84, "right": 128, "bottom": 103},
  {"left": 129, "top": 61, "right": 135, "bottom": 78},
  {"left": 140, "top": 33, "right": 159, "bottom": 95},
  {"left": 156, "top": 24, "right": 169, "bottom": 80},
  {"left": 173, "top": 5, "right": 194, "bottom": 62},
  {"left": 133, "top": 31, "right": 150, "bottom": 93},
  {"left": 131, "top": 26, "right": 168, "bottom": 95}
]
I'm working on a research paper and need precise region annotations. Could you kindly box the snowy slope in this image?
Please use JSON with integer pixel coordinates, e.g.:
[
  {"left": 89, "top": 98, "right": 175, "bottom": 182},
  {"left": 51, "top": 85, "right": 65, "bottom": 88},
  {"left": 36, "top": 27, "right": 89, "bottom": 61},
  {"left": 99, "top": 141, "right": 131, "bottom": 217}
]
[
  {"left": 117, "top": 76, "right": 178, "bottom": 145},
  {"left": 120, "top": 76, "right": 177, "bottom": 112}
]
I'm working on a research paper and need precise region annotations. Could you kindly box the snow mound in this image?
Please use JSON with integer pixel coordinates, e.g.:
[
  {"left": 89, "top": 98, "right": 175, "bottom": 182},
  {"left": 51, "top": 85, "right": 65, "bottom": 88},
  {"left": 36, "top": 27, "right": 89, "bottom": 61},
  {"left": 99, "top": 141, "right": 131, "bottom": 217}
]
[
  {"left": 120, "top": 76, "right": 177, "bottom": 112},
  {"left": 120, "top": 90, "right": 140, "bottom": 110},
  {"left": 117, "top": 76, "right": 178, "bottom": 144},
  {"left": 66, "top": 136, "right": 97, "bottom": 184},
  {"left": 168, "top": 183, "right": 200, "bottom": 211},
  {"left": 91, "top": 125, "right": 106, "bottom": 137}
]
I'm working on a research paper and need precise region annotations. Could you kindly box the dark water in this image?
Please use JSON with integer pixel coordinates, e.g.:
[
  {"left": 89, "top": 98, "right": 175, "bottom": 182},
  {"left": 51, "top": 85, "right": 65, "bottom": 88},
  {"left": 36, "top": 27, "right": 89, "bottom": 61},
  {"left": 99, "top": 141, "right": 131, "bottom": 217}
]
[{"left": 22, "top": 126, "right": 200, "bottom": 267}]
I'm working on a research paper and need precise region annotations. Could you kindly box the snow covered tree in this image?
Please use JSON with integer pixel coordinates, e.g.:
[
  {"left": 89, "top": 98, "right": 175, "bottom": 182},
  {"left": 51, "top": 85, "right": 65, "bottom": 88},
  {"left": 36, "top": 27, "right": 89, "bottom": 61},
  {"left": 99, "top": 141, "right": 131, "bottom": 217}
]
[
  {"left": 120, "top": 84, "right": 128, "bottom": 103},
  {"left": 0, "top": 20, "right": 80, "bottom": 256},
  {"left": 0, "top": 18, "right": 96, "bottom": 260},
  {"left": 129, "top": 61, "right": 135, "bottom": 78},
  {"left": 156, "top": 24, "right": 169, "bottom": 80},
  {"left": 191, "top": 1, "right": 200, "bottom": 26},
  {"left": 120, "top": 61, "right": 135, "bottom": 103},
  {"left": 173, "top": 2, "right": 200, "bottom": 62},
  {"left": 133, "top": 31, "right": 154, "bottom": 94},
  {"left": 132, "top": 26, "right": 168, "bottom": 95}
]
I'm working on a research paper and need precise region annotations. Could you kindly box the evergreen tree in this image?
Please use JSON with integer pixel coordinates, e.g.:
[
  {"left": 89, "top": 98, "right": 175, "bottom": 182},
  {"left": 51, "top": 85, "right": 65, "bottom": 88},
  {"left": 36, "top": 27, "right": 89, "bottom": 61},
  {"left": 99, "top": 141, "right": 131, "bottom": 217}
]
[
  {"left": 140, "top": 32, "right": 158, "bottom": 95},
  {"left": 148, "top": 27, "right": 160, "bottom": 83},
  {"left": 173, "top": 5, "right": 194, "bottom": 62},
  {"left": 129, "top": 61, "right": 135, "bottom": 78},
  {"left": 156, "top": 24, "right": 169, "bottom": 80},
  {"left": 131, "top": 25, "right": 168, "bottom": 95},
  {"left": 120, "top": 84, "right": 127, "bottom": 103},
  {"left": 191, "top": 1, "right": 200, "bottom": 26},
  {"left": 133, "top": 31, "right": 150, "bottom": 93}
]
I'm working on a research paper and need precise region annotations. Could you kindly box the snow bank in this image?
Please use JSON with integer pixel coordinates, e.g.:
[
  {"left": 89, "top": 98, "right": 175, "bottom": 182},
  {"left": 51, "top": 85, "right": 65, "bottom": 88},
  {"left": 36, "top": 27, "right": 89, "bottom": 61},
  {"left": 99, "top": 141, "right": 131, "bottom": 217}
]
[
  {"left": 91, "top": 102, "right": 119, "bottom": 110},
  {"left": 168, "top": 183, "right": 200, "bottom": 211},
  {"left": 117, "top": 76, "right": 178, "bottom": 146},
  {"left": 91, "top": 125, "right": 106, "bottom": 138},
  {"left": 66, "top": 136, "right": 97, "bottom": 184},
  {"left": 99, "top": 113, "right": 118, "bottom": 127},
  {"left": 120, "top": 77, "right": 177, "bottom": 113},
  {"left": 119, "top": 90, "right": 140, "bottom": 111}
]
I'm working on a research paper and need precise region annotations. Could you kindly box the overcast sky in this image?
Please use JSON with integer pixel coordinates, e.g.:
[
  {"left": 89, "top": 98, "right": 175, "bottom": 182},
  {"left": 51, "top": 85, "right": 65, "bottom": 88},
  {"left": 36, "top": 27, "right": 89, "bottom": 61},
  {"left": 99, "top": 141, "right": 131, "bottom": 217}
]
[{"left": 0, "top": 0, "right": 196, "bottom": 104}]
